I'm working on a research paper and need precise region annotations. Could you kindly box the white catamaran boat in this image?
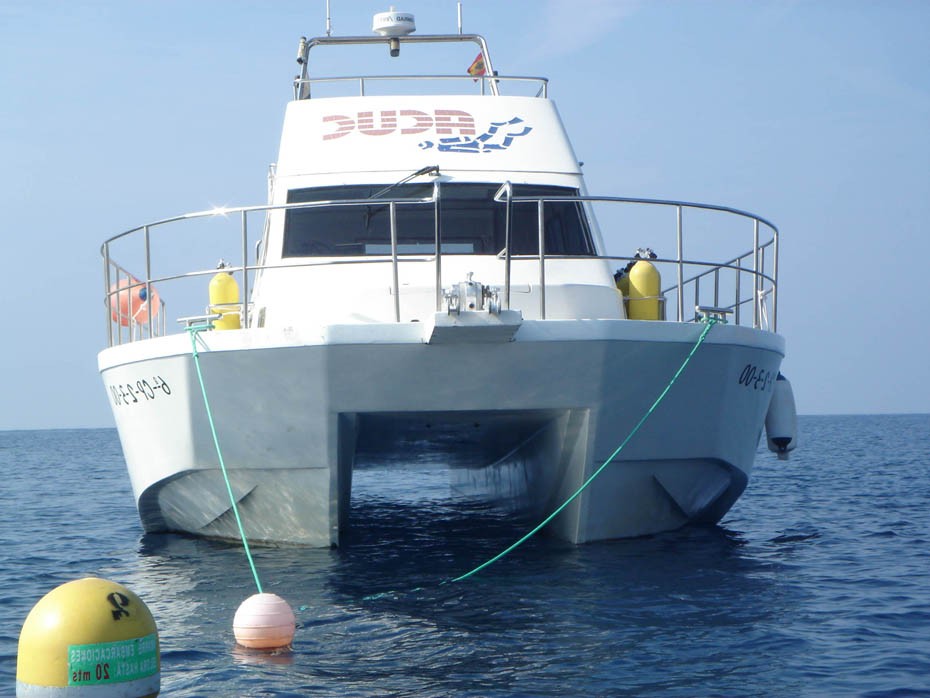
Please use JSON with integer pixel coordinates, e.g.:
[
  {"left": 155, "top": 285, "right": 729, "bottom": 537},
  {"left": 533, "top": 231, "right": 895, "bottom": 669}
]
[{"left": 98, "top": 10, "right": 796, "bottom": 546}]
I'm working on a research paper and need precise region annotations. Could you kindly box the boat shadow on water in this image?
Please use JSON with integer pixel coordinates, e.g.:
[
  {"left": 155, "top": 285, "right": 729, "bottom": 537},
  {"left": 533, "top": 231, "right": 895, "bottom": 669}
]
[
  {"left": 122, "top": 499, "right": 812, "bottom": 697},
  {"left": 131, "top": 502, "right": 792, "bottom": 627},
  {"left": 322, "top": 497, "right": 791, "bottom": 629}
]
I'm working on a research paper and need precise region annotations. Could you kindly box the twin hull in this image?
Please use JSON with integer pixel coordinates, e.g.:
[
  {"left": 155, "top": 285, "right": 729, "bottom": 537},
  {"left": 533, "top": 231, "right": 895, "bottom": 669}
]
[{"left": 99, "top": 319, "right": 784, "bottom": 545}]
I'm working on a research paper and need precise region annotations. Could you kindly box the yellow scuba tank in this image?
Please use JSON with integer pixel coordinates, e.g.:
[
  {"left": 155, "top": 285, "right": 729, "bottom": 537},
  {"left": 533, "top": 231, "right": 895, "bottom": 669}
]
[
  {"left": 209, "top": 261, "right": 241, "bottom": 330},
  {"left": 627, "top": 248, "right": 662, "bottom": 320},
  {"left": 615, "top": 271, "right": 631, "bottom": 297},
  {"left": 614, "top": 262, "right": 634, "bottom": 318}
]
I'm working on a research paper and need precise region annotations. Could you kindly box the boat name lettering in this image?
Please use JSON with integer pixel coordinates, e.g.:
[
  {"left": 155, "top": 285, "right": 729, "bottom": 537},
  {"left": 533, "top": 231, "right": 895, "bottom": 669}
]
[
  {"left": 322, "top": 109, "right": 476, "bottom": 141},
  {"left": 420, "top": 116, "right": 532, "bottom": 153},
  {"left": 737, "top": 364, "right": 774, "bottom": 392},
  {"left": 108, "top": 376, "right": 172, "bottom": 407}
]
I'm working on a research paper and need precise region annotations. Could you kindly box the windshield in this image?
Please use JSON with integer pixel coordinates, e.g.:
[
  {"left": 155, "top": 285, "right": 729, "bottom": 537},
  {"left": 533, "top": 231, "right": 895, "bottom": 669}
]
[{"left": 282, "top": 183, "right": 595, "bottom": 257}]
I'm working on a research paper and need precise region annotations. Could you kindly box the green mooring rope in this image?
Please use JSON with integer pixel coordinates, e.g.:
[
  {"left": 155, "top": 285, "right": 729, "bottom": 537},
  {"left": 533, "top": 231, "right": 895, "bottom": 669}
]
[
  {"left": 187, "top": 325, "right": 264, "bottom": 594},
  {"left": 449, "top": 317, "right": 719, "bottom": 583}
]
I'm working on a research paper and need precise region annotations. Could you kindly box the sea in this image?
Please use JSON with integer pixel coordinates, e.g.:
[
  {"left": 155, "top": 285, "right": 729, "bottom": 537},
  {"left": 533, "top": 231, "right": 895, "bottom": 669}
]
[{"left": 2, "top": 414, "right": 929, "bottom": 697}]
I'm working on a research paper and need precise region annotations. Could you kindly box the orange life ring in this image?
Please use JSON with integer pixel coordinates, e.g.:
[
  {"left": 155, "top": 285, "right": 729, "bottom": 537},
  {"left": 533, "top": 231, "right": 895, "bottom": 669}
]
[{"left": 109, "top": 277, "right": 160, "bottom": 326}]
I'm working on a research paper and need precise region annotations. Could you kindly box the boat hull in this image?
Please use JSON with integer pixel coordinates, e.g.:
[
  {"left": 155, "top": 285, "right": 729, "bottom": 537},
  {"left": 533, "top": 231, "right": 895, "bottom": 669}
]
[{"left": 98, "top": 319, "right": 784, "bottom": 545}]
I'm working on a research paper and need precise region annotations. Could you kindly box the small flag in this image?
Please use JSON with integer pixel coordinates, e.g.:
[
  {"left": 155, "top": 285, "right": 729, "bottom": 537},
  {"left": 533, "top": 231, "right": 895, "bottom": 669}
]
[{"left": 467, "top": 52, "right": 487, "bottom": 79}]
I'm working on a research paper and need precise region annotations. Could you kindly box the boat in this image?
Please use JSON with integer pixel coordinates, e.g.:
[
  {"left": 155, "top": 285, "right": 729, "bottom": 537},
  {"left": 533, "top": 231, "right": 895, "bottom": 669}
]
[{"left": 98, "top": 8, "right": 795, "bottom": 546}]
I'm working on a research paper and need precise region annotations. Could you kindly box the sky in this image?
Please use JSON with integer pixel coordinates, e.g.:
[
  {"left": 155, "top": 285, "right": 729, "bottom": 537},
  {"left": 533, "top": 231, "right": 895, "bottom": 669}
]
[{"left": 1, "top": 0, "right": 928, "bottom": 429}]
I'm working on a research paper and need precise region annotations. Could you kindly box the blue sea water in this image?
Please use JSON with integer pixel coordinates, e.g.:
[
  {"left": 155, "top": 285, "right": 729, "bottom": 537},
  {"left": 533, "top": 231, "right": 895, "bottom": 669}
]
[{"left": 2, "top": 415, "right": 929, "bottom": 697}]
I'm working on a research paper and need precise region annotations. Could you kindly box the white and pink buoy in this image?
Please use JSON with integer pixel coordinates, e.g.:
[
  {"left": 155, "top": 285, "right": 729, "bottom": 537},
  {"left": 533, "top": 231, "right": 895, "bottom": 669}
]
[{"left": 233, "top": 593, "right": 296, "bottom": 650}]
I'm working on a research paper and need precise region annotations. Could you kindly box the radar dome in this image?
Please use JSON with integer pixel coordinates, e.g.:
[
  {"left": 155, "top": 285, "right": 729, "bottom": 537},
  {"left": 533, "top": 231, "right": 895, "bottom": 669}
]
[{"left": 372, "top": 8, "right": 415, "bottom": 37}]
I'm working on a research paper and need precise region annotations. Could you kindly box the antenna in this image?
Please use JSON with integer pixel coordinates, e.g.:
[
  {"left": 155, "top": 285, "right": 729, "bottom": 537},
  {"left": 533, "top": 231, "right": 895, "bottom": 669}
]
[
  {"left": 457, "top": 2, "right": 463, "bottom": 34},
  {"left": 325, "top": 0, "right": 333, "bottom": 36}
]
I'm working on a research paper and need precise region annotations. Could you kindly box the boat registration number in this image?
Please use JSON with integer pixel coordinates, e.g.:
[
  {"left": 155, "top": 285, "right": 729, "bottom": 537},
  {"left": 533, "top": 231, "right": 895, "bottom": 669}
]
[
  {"left": 108, "top": 376, "right": 172, "bottom": 407},
  {"left": 737, "top": 364, "right": 775, "bottom": 392}
]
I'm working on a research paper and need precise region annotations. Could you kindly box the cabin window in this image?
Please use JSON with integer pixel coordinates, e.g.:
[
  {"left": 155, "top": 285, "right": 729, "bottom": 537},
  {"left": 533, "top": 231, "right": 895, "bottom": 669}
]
[{"left": 282, "top": 183, "right": 595, "bottom": 257}]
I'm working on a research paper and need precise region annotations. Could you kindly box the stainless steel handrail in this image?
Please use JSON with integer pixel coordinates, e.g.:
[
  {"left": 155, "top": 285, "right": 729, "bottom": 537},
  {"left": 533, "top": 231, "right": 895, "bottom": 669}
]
[
  {"left": 494, "top": 192, "right": 779, "bottom": 241},
  {"left": 494, "top": 190, "right": 779, "bottom": 331},
  {"left": 296, "top": 33, "right": 503, "bottom": 98},
  {"left": 293, "top": 74, "right": 548, "bottom": 100},
  {"left": 433, "top": 180, "right": 442, "bottom": 311},
  {"left": 100, "top": 194, "right": 437, "bottom": 248},
  {"left": 660, "top": 241, "right": 775, "bottom": 324},
  {"left": 103, "top": 262, "right": 167, "bottom": 344},
  {"left": 101, "top": 191, "right": 780, "bottom": 346},
  {"left": 493, "top": 182, "right": 514, "bottom": 310},
  {"left": 102, "top": 194, "right": 436, "bottom": 345}
]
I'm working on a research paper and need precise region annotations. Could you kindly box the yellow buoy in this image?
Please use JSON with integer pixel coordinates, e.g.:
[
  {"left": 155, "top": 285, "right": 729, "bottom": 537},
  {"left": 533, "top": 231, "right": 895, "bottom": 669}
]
[
  {"left": 233, "top": 593, "right": 296, "bottom": 650},
  {"left": 17, "top": 577, "right": 159, "bottom": 697},
  {"left": 209, "top": 268, "right": 241, "bottom": 330},
  {"left": 627, "top": 256, "right": 662, "bottom": 321}
]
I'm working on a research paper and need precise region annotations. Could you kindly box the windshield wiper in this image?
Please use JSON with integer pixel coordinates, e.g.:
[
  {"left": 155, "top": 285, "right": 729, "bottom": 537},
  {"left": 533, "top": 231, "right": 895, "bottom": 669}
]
[{"left": 370, "top": 165, "right": 440, "bottom": 199}]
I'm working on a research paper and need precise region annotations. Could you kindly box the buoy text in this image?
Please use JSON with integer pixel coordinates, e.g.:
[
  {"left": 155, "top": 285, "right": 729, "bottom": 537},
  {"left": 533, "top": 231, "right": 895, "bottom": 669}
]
[{"left": 68, "top": 634, "right": 158, "bottom": 686}]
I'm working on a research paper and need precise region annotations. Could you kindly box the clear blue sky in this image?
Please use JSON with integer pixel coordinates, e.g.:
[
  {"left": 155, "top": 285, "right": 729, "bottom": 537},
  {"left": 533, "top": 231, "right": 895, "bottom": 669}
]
[{"left": 1, "top": 0, "right": 928, "bottom": 429}]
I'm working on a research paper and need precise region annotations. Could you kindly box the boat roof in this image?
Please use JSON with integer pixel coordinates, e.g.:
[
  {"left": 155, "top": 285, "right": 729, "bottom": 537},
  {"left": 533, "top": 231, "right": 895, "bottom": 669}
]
[{"left": 278, "top": 30, "right": 580, "bottom": 184}]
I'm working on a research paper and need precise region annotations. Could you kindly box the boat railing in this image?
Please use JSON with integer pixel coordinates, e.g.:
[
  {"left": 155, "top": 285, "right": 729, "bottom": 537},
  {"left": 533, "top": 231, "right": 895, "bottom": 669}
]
[
  {"left": 101, "top": 190, "right": 778, "bottom": 347},
  {"left": 294, "top": 33, "right": 537, "bottom": 99},
  {"left": 103, "top": 257, "right": 168, "bottom": 343},
  {"left": 495, "top": 186, "right": 779, "bottom": 330},
  {"left": 293, "top": 74, "right": 548, "bottom": 100}
]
